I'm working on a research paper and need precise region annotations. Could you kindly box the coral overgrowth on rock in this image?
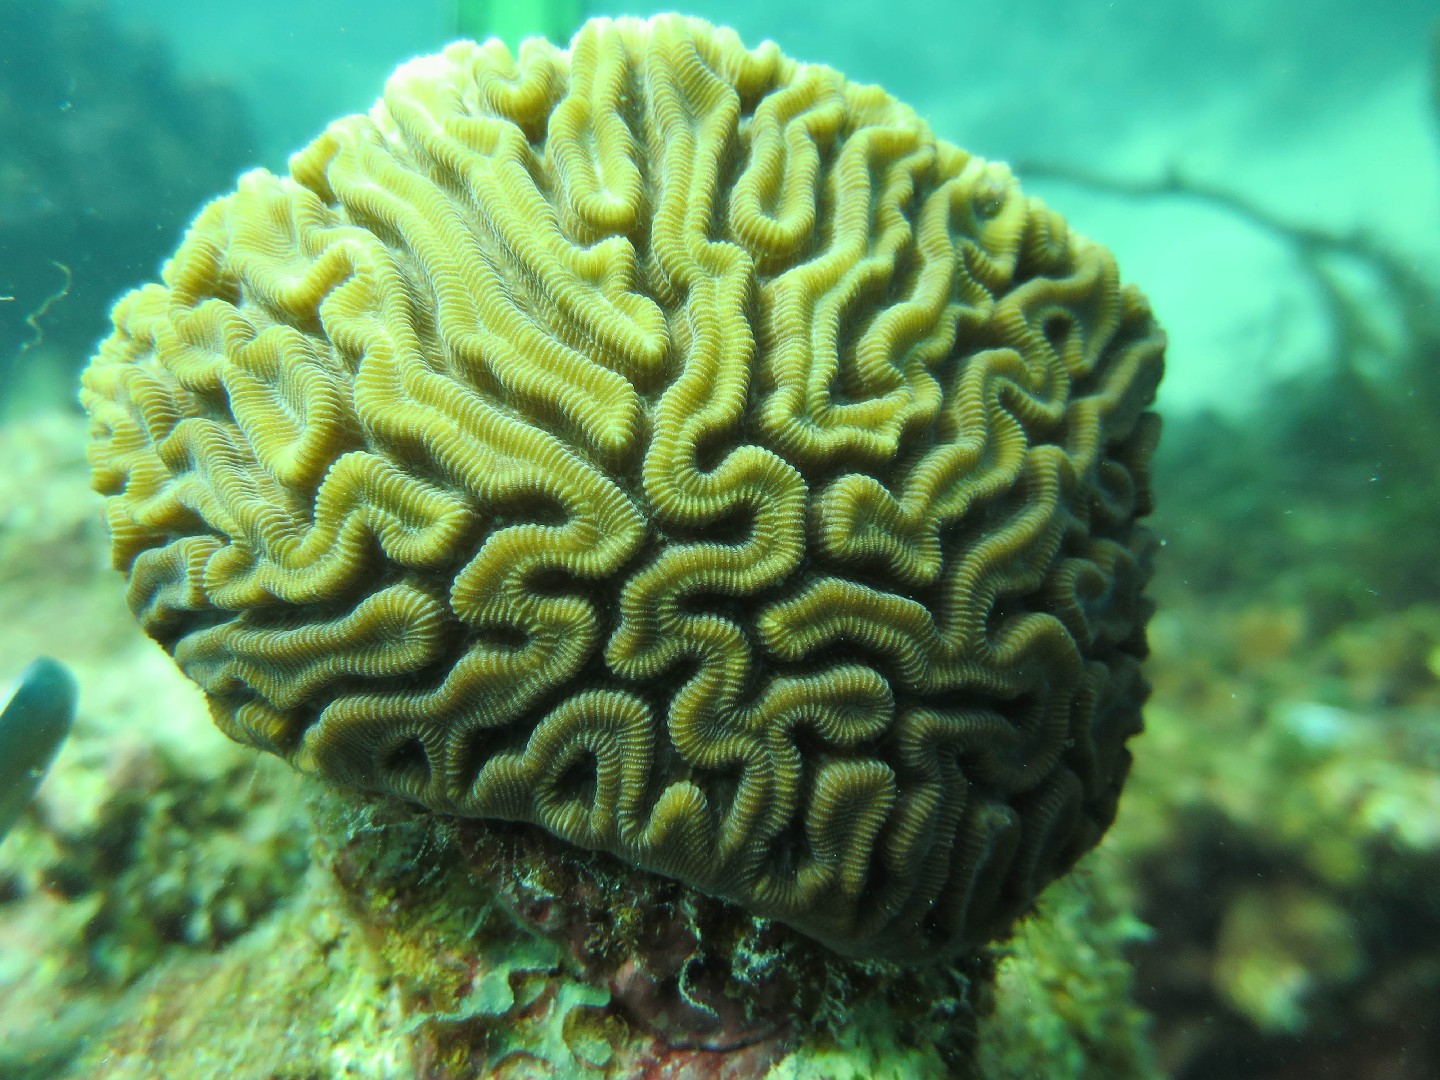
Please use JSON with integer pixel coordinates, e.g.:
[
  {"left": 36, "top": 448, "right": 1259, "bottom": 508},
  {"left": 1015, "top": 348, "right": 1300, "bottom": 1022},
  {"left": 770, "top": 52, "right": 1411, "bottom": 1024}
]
[{"left": 81, "top": 14, "right": 1163, "bottom": 961}]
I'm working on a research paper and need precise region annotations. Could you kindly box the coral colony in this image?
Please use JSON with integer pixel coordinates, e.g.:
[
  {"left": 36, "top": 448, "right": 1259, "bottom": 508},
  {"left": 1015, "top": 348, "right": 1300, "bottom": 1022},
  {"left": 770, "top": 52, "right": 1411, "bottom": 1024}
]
[{"left": 82, "top": 13, "right": 1162, "bottom": 961}]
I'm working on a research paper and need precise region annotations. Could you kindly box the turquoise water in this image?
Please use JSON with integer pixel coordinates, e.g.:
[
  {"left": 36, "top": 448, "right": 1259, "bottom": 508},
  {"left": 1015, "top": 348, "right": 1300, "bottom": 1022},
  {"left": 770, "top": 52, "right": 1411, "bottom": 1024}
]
[{"left": 2, "top": 2, "right": 1437, "bottom": 1077}]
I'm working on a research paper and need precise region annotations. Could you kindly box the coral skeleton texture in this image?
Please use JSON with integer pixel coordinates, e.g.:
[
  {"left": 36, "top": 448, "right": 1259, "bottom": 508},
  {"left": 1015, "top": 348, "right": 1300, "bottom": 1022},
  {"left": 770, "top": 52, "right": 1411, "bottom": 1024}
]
[{"left": 81, "top": 14, "right": 1164, "bottom": 960}]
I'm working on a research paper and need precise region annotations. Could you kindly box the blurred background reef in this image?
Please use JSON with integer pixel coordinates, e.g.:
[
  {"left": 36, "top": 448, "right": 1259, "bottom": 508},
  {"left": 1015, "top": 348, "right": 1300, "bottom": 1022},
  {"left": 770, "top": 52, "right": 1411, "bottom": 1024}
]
[
  {"left": 0, "top": 0, "right": 255, "bottom": 417},
  {"left": 1, "top": 1, "right": 1438, "bottom": 1078}
]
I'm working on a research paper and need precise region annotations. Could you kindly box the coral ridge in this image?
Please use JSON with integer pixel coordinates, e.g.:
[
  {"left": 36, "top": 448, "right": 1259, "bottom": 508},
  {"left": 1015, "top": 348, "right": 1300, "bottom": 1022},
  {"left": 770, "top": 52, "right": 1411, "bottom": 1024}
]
[{"left": 81, "top": 14, "right": 1163, "bottom": 961}]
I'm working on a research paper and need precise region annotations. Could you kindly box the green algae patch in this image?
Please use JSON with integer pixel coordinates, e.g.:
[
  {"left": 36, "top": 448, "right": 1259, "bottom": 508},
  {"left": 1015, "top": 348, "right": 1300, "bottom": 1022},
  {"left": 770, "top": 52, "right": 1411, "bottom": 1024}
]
[{"left": 978, "top": 851, "right": 1159, "bottom": 1080}]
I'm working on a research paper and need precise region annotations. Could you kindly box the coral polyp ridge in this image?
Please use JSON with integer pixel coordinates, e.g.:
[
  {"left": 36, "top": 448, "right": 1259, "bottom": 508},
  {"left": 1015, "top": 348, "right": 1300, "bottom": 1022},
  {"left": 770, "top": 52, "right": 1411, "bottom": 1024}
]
[{"left": 80, "top": 14, "right": 1164, "bottom": 961}]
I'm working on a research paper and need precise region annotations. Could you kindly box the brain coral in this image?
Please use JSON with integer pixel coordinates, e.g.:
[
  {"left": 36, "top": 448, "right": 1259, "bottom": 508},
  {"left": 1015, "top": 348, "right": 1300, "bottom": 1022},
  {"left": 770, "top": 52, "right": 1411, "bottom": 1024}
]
[{"left": 80, "top": 15, "right": 1164, "bottom": 962}]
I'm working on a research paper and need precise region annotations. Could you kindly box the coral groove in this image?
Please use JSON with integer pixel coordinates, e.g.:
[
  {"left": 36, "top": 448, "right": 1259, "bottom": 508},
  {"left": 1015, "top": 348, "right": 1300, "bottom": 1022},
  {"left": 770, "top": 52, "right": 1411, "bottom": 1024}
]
[{"left": 82, "top": 14, "right": 1164, "bottom": 961}]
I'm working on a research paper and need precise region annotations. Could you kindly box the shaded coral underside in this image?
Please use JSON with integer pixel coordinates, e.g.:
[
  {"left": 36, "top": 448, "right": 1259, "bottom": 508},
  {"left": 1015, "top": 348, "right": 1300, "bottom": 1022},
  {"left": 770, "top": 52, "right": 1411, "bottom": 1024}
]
[{"left": 81, "top": 14, "right": 1163, "bottom": 960}]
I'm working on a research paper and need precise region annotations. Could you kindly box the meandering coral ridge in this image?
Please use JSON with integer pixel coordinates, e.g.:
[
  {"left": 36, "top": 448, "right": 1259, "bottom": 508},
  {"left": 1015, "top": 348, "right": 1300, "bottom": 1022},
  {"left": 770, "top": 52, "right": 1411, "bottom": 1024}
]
[{"left": 81, "top": 15, "right": 1164, "bottom": 961}]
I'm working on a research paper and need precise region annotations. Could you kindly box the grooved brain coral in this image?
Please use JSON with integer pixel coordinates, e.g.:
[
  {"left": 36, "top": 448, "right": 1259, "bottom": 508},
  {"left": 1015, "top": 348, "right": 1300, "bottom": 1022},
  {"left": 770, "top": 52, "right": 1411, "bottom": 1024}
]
[{"left": 80, "top": 15, "right": 1164, "bottom": 962}]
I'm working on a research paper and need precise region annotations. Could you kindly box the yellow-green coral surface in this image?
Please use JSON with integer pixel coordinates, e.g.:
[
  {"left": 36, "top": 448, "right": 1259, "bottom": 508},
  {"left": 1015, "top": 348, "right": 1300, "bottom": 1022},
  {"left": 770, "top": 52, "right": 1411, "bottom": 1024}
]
[{"left": 80, "top": 14, "right": 1164, "bottom": 961}]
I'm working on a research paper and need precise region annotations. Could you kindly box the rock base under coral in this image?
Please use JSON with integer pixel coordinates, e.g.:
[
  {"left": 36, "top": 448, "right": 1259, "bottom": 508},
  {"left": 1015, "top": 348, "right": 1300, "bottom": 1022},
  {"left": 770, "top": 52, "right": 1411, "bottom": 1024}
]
[{"left": 60, "top": 780, "right": 1154, "bottom": 1080}]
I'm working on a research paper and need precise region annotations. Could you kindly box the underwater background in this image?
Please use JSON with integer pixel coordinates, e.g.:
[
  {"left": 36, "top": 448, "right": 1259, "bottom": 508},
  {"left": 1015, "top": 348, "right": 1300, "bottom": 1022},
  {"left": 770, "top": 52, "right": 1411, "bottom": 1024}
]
[{"left": 1, "top": 0, "right": 1437, "bottom": 1077}]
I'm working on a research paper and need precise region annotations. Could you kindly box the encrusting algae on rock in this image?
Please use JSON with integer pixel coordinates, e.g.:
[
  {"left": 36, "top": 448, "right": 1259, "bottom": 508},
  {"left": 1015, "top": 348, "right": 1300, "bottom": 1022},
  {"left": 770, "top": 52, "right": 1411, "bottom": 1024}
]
[
  {"left": 55, "top": 778, "right": 1157, "bottom": 1079},
  {"left": 66, "top": 13, "right": 1164, "bottom": 1076}
]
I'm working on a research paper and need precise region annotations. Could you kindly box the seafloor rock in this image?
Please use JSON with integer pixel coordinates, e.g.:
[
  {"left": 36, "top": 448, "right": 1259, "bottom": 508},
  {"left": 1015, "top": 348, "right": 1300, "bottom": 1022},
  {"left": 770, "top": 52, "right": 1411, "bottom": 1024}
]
[{"left": 58, "top": 781, "right": 1155, "bottom": 1080}]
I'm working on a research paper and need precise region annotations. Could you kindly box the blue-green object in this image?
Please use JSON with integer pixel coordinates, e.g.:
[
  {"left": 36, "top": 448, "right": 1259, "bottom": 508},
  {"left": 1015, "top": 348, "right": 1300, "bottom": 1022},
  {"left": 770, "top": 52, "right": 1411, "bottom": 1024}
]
[
  {"left": 454, "top": 0, "right": 583, "bottom": 49},
  {"left": 0, "top": 657, "right": 77, "bottom": 846}
]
